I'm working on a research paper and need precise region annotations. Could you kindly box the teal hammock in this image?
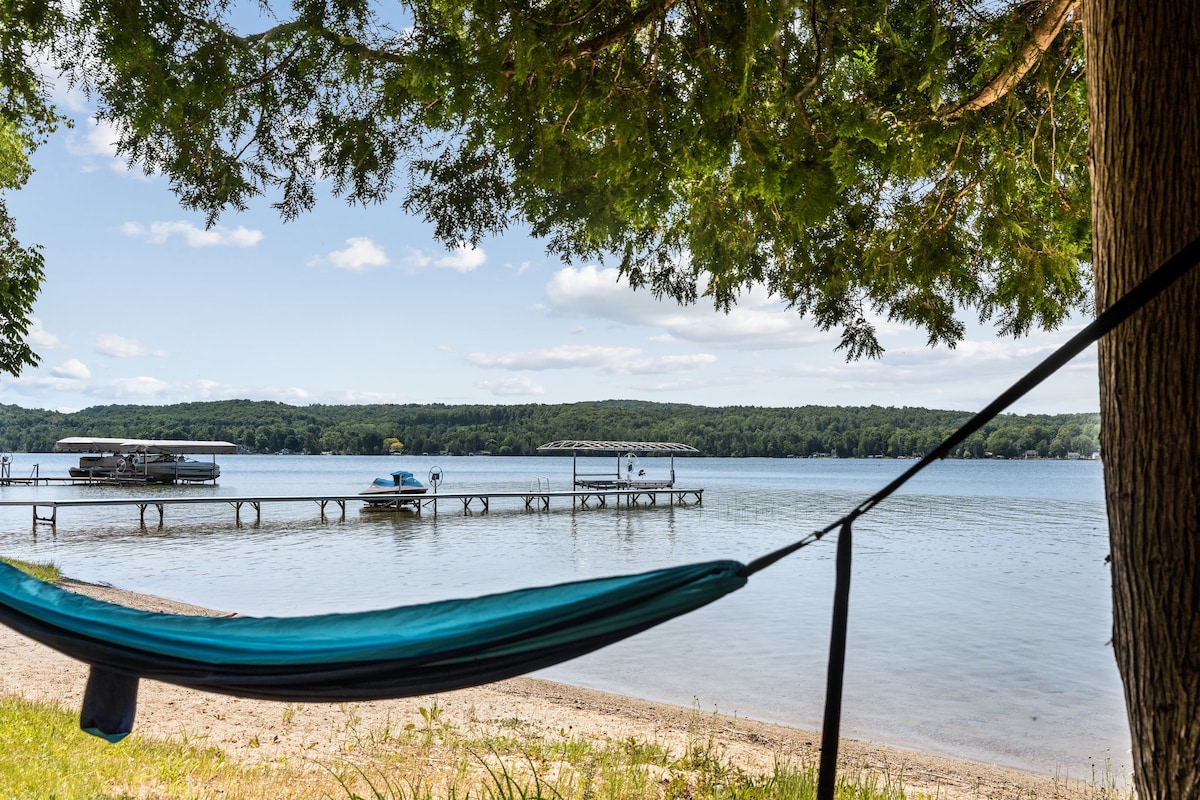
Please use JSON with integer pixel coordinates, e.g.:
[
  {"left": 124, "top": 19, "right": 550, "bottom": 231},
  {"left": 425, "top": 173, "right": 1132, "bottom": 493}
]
[
  {"left": 2, "top": 237, "right": 1198, "bottom": 800},
  {"left": 0, "top": 559, "right": 745, "bottom": 742}
]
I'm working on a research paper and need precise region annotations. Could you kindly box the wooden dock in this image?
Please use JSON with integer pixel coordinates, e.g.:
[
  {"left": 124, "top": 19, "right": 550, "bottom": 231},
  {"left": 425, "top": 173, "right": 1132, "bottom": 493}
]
[{"left": 0, "top": 487, "right": 703, "bottom": 530}]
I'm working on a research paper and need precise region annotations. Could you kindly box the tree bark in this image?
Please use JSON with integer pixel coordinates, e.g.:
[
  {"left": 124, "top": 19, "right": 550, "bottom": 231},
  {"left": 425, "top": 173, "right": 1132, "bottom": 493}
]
[{"left": 1084, "top": 3, "right": 1200, "bottom": 797}]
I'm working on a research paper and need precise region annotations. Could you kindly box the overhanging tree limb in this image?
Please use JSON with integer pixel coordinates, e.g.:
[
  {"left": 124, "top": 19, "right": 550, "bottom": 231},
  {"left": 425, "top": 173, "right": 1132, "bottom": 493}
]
[{"left": 939, "top": 0, "right": 1079, "bottom": 120}]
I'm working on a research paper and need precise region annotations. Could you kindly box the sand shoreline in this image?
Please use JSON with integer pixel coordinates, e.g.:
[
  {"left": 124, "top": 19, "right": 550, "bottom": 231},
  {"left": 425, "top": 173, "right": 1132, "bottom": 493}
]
[{"left": 0, "top": 577, "right": 1114, "bottom": 799}]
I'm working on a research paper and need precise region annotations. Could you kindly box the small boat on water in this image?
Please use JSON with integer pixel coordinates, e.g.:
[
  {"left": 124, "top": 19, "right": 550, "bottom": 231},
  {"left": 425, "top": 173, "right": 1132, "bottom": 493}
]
[
  {"left": 55, "top": 437, "right": 236, "bottom": 484},
  {"left": 360, "top": 470, "right": 428, "bottom": 509}
]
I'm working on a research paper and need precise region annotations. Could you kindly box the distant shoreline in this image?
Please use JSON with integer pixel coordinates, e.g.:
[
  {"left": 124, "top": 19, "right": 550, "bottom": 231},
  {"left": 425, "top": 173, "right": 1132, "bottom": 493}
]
[{"left": 0, "top": 398, "right": 1100, "bottom": 460}]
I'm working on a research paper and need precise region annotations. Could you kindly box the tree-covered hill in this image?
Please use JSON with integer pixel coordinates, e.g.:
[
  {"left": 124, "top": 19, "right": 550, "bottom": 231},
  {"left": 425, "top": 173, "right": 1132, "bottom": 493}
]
[{"left": 0, "top": 400, "right": 1100, "bottom": 460}]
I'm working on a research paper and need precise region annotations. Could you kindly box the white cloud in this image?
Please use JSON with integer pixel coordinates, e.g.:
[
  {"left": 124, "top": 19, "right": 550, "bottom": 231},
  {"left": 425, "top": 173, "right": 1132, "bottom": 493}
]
[
  {"left": 46, "top": 70, "right": 92, "bottom": 114},
  {"left": 311, "top": 237, "right": 389, "bottom": 271},
  {"left": 4, "top": 375, "right": 84, "bottom": 395},
  {"left": 400, "top": 243, "right": 486, "bottom": 273},
  {"left": 99, "top": 376, "right": 172, "bottom": 398},
  {"left": 122, "top": 220, "right": 263, "bottom": 247},
  {"left": 25, "top": 318, "right": 64, "bottom": 350},
  {"left": 435, "top": 243, "right": 486, "bottom": 272},
  {"left": 401, "top": 247, "right": 433, "bottom": 270},
  {"left": 94, "top": 334, "right": 168, "bottom": 358},
  {"left": 466, "top": 344, "right": 642, "bottom": 370},
  {"left": 626, "top": 353, "right": 717, "bottom": 374},
  {"left": 466, "top": 345, "right": 716, "bottom": 378},
  {"left": 50, "top": 358, "right": 91, "bottom": 380},
  {"left": 774, "top": 323, "right": 1101, "bottom": 412},
  {"left": 544, "top": 266, "right": 832, "bottom": 349},
  {"left": 66, "top": 116, "right": 121, "bottom": 162},
  {"left": 478, "top": 377, "right": 546, "bottom": 397}
]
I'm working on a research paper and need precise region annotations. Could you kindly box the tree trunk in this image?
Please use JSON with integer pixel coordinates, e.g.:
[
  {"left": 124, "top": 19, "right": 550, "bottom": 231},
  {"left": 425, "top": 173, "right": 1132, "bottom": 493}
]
[{"left": 1084, "top": 3, "right": 1200, "bottom": 797}]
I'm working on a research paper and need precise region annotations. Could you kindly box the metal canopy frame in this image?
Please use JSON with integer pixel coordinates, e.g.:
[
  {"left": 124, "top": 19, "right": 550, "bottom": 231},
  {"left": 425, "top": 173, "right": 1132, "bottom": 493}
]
[
  {"left": 55, "top": 437, "right": 238, "bottom": 455},
  {"left": 537, "top": 440, "right": 699, "bottom": 454},
  {"left": 537, "top": 441, "right": 699, "bottom": 488}
]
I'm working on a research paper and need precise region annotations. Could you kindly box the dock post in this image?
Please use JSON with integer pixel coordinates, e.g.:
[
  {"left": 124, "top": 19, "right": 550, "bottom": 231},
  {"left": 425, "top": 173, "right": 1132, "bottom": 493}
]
[{"left": 31, "top": 504, "right": 56, "bottom": 531}]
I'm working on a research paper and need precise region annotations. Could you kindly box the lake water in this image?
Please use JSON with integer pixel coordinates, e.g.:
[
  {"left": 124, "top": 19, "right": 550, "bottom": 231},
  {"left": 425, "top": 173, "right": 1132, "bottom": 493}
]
[{"left": 0, "top": 453, "right": 1129, "bottom": 777}]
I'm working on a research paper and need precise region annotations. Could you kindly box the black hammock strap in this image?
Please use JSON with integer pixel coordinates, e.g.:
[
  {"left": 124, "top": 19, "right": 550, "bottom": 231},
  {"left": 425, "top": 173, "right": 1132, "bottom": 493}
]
[
  {"left": 0, "top": 236, "right": 1197, "bottom": 796},
  {"left": 741, "top": 232, "right": 1200, "bottom": 800}
]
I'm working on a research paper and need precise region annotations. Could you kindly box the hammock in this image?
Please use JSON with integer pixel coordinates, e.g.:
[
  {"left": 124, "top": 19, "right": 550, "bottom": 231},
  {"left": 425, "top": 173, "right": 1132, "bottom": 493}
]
[
  {"left": 2, "top": 237, "right": 1198, "bottom": 800},
  {"left": 0, "top": 558, "right": 745, "bottom": 742}
]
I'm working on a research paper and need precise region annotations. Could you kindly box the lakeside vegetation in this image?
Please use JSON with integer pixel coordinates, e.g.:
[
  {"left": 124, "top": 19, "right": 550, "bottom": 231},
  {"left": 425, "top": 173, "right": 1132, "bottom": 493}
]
[
  {"left": 0, "top": 399, "right": 1100, "bottom": 460},
  {"left": 0, "top": 692, "right": 914, "bottom": 800}
]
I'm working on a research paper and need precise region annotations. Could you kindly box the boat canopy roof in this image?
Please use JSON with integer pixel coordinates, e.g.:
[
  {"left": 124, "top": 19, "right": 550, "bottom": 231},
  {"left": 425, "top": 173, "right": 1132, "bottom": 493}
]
[
  {"left": 55, "top": 437, "right": 238, "bottom": 455},
  {"left": 537, "top": 440, "right": 699, "bottom": 454}
]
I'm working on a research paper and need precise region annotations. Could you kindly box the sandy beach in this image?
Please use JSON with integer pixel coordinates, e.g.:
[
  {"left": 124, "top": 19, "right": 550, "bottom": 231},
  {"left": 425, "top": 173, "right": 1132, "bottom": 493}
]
[{"left": 0, "top": 577, "right": 1119, "bottom": 799}]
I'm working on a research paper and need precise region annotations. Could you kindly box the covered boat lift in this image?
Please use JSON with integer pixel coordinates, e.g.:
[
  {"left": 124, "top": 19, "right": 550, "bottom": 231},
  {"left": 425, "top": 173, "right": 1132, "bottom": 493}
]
[
  {"left": 54, "top": 437, "right": 238, "bottom": 484},
  {"left": 537, "top": 440, "right": 700, "bottom": 489}
]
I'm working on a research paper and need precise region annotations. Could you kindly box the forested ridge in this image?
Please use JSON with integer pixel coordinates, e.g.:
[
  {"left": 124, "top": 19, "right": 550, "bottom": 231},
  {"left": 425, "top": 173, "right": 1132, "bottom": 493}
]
[{"left": 0, "top": 400, "right": 1100, "bottom": 460}]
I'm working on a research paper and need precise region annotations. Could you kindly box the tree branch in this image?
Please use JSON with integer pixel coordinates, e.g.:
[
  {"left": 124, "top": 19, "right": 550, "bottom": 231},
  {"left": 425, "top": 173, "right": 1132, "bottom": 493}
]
[
  {"left": 560, "top": 0, "right": 682, "bottom": 63},
  {"left": 939, "top": 0, "right": 1079, "bottom": 121}
]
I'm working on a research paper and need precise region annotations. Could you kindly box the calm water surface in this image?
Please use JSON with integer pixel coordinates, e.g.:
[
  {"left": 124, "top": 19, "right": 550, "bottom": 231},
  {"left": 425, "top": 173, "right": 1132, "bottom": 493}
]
[{"left": 0, "top": 453, "right": 1127, "bottom": 776}]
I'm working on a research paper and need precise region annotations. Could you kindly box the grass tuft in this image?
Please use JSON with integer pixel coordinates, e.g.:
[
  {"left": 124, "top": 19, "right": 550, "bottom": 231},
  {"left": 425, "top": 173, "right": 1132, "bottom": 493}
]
[{"left": 0, "top": 555, "right": 62, "bottom": 584}]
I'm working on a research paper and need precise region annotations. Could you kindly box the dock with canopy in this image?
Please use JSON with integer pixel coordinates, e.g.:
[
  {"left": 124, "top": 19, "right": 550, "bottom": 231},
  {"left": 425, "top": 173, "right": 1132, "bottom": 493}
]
[
  {"left": 54, "top": 437, "right": 238, "bottom": 485},
  {"left": 536, "top": 440, "right": 700, "bottom": 489}
]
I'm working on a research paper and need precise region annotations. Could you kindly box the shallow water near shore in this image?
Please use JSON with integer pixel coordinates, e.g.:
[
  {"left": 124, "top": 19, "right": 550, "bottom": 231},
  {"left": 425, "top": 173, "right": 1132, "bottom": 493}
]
[{"left": 0, "top": 453, "right": 1127, "bottom": 776}]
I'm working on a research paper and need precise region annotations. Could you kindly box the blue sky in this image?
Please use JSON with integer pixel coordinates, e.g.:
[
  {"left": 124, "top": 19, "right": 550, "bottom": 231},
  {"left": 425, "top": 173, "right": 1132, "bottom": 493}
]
[{"left": 2, "top": 86, "right": 1101, "bottom": 415}]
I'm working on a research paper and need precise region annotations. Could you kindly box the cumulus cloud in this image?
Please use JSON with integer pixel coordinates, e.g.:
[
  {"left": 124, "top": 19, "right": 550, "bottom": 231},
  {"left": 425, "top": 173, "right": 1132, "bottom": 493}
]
[
  {"left": 478, "top": 377, "right": 546, "bottom": 397},
  {"left": 310, "top": 237, "right": 389, "bottom": 271},
  {"left": 25, "top": 318, "right": 64, "bottom": 350},
  {"left": 626, "top": 353, "right": 718, "bottom": 374},
  {"left": 401, "top": 247, "right": 433, "bottom": 270},
  {"left": 66, "top": 116, "right": 121, "bottom": 162},
  {"left": 466, "top": 344, "right": 642, "bottom": 370},
  {"left": 773, "top": 322, "right": 1101, "bottom": 412},
  {"left": 401, "top": 243, "right": 487, "bottom": 272},
  {"left": 46, "top": 71, "right": 92, "bottom": 114},
  {"left": 50, "top": 359, "right": 91, "bottom": 380},
  {"left": 466, "top": 345, "right": 716, "bottom": 378},
  {"left": 543, "top": 266, "right": 831, "bottom": 349},
  {"left": 122, "top": 220, "right": 264, "bottom": 247},
  {"left": 435, "top": 243, "right": 486, "bottom": 272},
  {"left": 94, "top": 334, "right": 168, "bottom": 359}
]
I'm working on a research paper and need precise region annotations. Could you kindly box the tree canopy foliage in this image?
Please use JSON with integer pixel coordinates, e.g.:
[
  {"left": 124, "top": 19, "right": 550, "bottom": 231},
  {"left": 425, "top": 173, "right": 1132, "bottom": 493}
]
[
  {"left": 0, "top": 398, "right": 1100, "bottom": 460},
  {"left": 2, "top": 0, "right": 1089, "bottom": 367},
  {"left": 0, "top": 0, "right": 62, "bottom": 375}
]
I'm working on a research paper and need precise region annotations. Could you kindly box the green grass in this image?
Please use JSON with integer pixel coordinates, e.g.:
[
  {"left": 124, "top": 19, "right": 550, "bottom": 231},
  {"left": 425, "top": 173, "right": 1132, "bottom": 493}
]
[
  {"left": 0, "top": 556, "right": 62, "bottom": 583},
  {"left": 0, "top": 690, "right": 1137, "bottom": 800},
  {"left": 319, "top": 704, "right": 911, "bottom": 800},
  {"left": 0, "top": 692, "right": 910, "bottom": 800},
  {"left": 0, "top": 694, "right": 326, "bottom": 798}
]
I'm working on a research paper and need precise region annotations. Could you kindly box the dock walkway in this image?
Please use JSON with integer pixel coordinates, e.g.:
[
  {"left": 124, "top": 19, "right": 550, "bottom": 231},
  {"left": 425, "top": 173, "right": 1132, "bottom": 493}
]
[{"left": 0, "top": 486, "right": 703, "bottom": 530}]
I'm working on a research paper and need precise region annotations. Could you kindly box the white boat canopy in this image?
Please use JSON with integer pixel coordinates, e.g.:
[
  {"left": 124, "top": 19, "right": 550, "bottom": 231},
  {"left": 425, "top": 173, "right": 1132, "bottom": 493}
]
[
  {"left": 537, "top": 440, "right": 699, "bottom": 453},
  {"left": 55, "top": 437, "right": 238, "bottom": 455}
]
